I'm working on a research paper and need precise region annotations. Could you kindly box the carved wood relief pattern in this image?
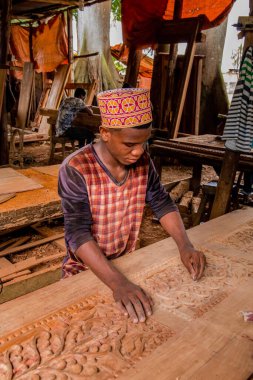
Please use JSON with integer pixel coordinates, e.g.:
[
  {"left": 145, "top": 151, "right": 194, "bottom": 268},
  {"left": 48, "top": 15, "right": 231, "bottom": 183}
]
[
  {"left": 139, "top": 249, "right": 253, "bottom": 321},
  {"left": 0, "top": 295, "right": 173, "bottom": 379},
  {"left": 215, "top": 222, "right": 253, "bottom": 255}
]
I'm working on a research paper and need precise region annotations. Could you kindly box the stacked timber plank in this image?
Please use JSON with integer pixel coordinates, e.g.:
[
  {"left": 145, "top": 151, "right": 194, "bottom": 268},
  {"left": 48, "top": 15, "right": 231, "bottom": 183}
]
[
  {"left": 0, "top": 223, "right": 65, "bottom": 303},
  {"left": 0, "top": 165, "right": 61, "bottom": 233}
]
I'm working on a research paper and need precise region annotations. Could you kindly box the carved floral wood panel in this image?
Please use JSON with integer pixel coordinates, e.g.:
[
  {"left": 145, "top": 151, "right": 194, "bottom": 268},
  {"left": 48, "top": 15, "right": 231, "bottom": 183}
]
[
  {"left": 138, "top": 249, "right": 253, "bottom": 321},
  {"left": 0, "top": 295, "right": 173, "bottom": 379},
  {"left": 1, "top": 222, "right": 253, "bottom": 379},
  {"left": 215, "top": 222, "right": 253, "bottom": 255}
]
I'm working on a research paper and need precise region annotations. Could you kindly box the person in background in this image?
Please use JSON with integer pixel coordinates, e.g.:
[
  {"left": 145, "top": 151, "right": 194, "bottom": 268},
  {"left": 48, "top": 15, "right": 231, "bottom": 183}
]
[
  {"left": 58, "top": 88, "right": 205, "bottom": 324},
  {"left": 56, "top": 87, "right": 95, "bottom": 147}
]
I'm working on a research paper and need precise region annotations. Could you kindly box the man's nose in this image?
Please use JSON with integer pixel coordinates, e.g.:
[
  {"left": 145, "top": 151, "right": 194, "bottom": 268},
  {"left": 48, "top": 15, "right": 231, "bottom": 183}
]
[{"left": 132, "top": 145, "right": 144, "bottom": 156}]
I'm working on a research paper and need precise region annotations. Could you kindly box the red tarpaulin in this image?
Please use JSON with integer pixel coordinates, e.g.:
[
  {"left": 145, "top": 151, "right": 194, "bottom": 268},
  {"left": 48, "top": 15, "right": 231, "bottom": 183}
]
[{"left": 122, "top": 0, "right": 235, "bottom": 48}]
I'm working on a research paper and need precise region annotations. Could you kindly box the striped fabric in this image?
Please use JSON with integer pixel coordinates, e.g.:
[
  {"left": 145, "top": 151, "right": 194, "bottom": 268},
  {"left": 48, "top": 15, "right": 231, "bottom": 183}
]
[
  {"left": 222, "top": 46, "right": 253, "bottom": 153},
  {"left": 62, "top": 145, "right": 149, "bottom": 277}
]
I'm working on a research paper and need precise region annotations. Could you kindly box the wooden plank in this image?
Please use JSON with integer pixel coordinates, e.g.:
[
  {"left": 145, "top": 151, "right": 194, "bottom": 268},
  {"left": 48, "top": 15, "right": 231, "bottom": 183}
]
[
  {"left": 31, "top": 224, "right": 65, "bottom": 250},
  {"left": 0, "top": 265, "right": 62, "bottom": 304},
  {"left": 0, "top": 233, "right": 65, "bottom": 257},
  {"left": 0, "top": 238, "right": 17, "bottom": 251},
  {"left": 47, "top": 64, "right": 71, "bottom": 109},
  {"left": 32, "top": 164, "right": 60, "bottom": 177},
  {"left": 169, "top": 179, "right": 190, "bottom": 202},
  {"left": 39, "top": 64, "right": 71, "bottom": 134},
  {"left": 0, "top": 193, "right": 16, "bottom": 204},
  {"left": 0, "top": 209, "right": 252, "bottom": 377},
  {"left": 125, "top": 47, "right": 142, "bottom": 87},
  {"left": 0, "top": 251, "right": 64, "bottom": 278},
  {"left": 16, "top": 62, "right": 34, "bottom": 129},
  {"left": 1, "top": 236, "right": 31, "bottom": 250},
  {"left": 0, "top": 167, "right": 43, "bottom": 195},
  {"left": 85, "top": 79, "right": 98, "bottom": 106},
  {"left": 194, "top": 57, "right": 203, "bottom": 135},
  {"left": 2, "top": 269, "right": 31, "bottom": 283},
  {"left": 0, "top": 207, "right": 251, "bottom": 333},
  {"left": 171, "top": 20, "right": 200, "bottom": 138},
  {"left": 0, "top": 69, "right": 6, "bottom": 119},
  {"left": 0, "top": 257, "right": 13, "bottom": 270},
  {"left": 6, "top": 263, "right": 62, "bottom": 285},
  {"left": 210, "top": 150, "right": 240, "bottom": 220},
  {"left": 178, "top": 190, "right": 193, "bottom": 213}
]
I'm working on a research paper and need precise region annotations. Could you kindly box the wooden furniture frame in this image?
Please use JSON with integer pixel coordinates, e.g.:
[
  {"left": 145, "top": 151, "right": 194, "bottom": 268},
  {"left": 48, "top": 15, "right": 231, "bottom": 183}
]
[
  {"left": 149, "top": 134, "right": 253, "bottom": 194},
  {"left": 40, "top": 105, "right": 101, "bottom": 163},
  {"left": 157, "top": 16, "right": 205, "bottom": 138},
  {"left": 40, "top": 80, "right": 99, "bottom": 162}
]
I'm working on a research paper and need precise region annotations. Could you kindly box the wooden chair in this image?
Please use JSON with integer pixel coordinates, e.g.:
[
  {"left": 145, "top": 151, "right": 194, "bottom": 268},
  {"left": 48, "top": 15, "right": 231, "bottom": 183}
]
[
  {"left": 39, "top": 80, "right": 99, "bottom": 163},
  {"left": 43, "top": 108, "right": 101, "bottom": 163}
]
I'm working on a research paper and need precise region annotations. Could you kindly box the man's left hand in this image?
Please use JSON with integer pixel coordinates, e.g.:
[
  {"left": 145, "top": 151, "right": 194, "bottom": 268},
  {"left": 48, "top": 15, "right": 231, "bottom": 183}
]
[{"left": 180, "top": 247, "right": 205, "bottom": 281}]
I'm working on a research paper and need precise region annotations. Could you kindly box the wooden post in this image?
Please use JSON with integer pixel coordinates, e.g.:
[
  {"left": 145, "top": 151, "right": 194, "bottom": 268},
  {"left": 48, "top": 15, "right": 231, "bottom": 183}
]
[
  {"left": 171, "top": 19, "right": 200, "bottom": 138},
  {"left": 150, "top": 45, "right": 170, "bottom": 130},
  {"left": 124, "top": 47, "right": 142, "bottom": 87},
  {"left": 161, "top": 0, "right": 183, "bottom": 132},
  {"left": 16, "top": 62, "right": 35, "bottom": 130},
  {"left": 210, "top": 150, "right": 240, "bottom": 220},
  {"left": 243, "top": 0, "right": 253, "bottom": 52},
  {"left": 67, "top": 9, "right": 73, "bottom": 65},
  {"left": 0, "top": 0, "right": 11, "bottom": 165}
]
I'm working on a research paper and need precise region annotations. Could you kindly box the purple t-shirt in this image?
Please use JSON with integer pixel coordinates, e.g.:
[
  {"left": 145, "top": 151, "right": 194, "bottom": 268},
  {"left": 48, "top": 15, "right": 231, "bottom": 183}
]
[{"left": 58, "top": 144, "right": 177, "bottom": 253}]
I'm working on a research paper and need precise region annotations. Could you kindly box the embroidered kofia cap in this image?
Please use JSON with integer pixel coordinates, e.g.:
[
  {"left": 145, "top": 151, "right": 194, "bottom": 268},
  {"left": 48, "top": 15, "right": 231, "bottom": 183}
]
[{"left": 97, "top": 88, "right": 152, "bottom": 128}]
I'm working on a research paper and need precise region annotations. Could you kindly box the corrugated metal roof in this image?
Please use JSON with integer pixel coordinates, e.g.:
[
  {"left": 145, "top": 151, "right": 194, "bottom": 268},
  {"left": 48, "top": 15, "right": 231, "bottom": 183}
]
[{"left": 12, "top": 0, "right": 81, "bottom": 18}]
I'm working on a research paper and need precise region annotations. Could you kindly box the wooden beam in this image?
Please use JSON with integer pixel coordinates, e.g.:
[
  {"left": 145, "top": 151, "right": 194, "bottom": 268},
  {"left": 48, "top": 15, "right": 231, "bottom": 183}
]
[
  {"left": 0, "top": 264, "right": 61, "bottom": 304},
  {"left": 210, "top": 150, "right": 240, "bottom": 220},
  {"left": 171, "top": 19, "right": 201, "bottom": 138},
  {"left": 124, "top": 47, "right": 142, "bottom": 87},
  {"left": 158, "top": 17, "right": 205, "bottom": 44},
  {"left": 16, "top": 62, "right": 34, "bottom": 129},
  {"left": 0, "top": 233, "right": 65, "bottom": 257},
  {"left": 67, "top": 9, "right": 73, "bottom": 64},
  {"left": 39, "top": 64, "right": 71, "bottom": 134},
  {"left": 28, "top": 0, "right": 80, "bottom": 5},
  {"left": 0, "top": 0, "right": 11, "bottom": 165},
  {"left": 0, "top": 252, "right": 64, "bottom": 279}
]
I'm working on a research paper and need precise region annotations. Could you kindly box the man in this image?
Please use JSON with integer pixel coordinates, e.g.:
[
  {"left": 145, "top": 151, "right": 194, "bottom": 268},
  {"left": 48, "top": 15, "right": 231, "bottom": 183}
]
[
  {"left": 56, "top": 87, "right": 95, "bottom": 147},
  {"left": 58, "top": 88, "right": 205, "bottom": 324}
]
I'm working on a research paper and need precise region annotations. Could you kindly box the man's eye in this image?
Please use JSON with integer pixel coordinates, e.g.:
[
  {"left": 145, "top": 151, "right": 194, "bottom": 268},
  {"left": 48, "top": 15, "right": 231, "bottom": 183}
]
[{"left": 125, "top": 143, "right": 135, "bottom": 147}]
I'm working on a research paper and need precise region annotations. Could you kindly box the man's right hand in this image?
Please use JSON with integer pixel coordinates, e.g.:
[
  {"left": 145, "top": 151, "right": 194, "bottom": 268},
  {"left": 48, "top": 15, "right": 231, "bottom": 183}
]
[{"left": 112, "top": 279, "right": 154, "bottom": 323}]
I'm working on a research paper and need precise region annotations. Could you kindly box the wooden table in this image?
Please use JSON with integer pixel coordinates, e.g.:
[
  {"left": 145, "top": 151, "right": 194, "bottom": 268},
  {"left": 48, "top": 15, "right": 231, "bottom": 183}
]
[
  {"left": 150, "top": 134, "right": 253, "bottom": 191},
  {"left": 0, "top": 207, "right": 252, "bottom": 379},
  {"left": 0, "top": 165, "right": 61, "bottom": 233}
]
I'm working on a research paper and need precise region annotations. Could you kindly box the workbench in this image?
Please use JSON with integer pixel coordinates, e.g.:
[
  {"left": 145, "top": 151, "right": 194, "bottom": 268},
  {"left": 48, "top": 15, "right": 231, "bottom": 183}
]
[
  {"left": 0, "top": 207, "right": 252, "bottom": 379},
  {"left": 0, "top": 165, "right": 61, "bottom": 233},
  {"left": 150, "top": 134, "right": 253, "bottom": 191}
]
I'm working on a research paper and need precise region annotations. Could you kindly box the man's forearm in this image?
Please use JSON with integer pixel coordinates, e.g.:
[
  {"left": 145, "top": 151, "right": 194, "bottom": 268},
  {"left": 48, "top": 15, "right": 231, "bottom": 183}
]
[
  {"left": 76, "top": 240, "right": 129, "bottom": 290},
  {"left": 159, "top": 211, "right": 193, "bottom": 252}
]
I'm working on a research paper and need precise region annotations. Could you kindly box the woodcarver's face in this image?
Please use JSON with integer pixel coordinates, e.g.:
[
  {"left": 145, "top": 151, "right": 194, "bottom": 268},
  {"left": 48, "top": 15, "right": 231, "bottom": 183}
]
[{"left": 100, "top": 126, "right": 151, "bottom": 166}]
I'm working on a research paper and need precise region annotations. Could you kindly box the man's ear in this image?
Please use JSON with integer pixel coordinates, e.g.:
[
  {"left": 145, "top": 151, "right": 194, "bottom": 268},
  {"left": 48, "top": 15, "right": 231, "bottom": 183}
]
[{"left": 99, "top": 126, "right": 111, "bottom": 142}]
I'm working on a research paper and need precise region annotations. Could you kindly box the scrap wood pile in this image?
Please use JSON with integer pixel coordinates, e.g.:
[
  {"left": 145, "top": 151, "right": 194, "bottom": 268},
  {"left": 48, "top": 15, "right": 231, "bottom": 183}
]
[
  {"left": 0, "top": 220, "right": 65, "bottom": 303},
  {"left": 167, "top": 178, "right": 207, "bottom": 228}
]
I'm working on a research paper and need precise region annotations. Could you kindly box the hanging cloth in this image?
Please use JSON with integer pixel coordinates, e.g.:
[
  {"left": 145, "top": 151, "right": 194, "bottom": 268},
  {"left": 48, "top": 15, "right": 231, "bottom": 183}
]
[{"left": 222, "top": 46, "right": 253, "bottom": 153}]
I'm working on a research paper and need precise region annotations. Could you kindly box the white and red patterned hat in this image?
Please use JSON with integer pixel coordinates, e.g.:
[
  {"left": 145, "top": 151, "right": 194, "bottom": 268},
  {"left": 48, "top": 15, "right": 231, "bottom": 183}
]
[{"left": 97, "top": 88, "right": 152, "bottom": 128}]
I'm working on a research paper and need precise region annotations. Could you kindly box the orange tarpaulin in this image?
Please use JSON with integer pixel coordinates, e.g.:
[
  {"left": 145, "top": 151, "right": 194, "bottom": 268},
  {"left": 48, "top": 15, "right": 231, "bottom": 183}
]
[
  {"left": 111, "top": 44, "right": 153, "bottom": 88},
  {"left": 122, "top": 0, "right": 235, "bottom": 48},
  {"left": 10, "top": 14, "right": 68, "bottom": 75}
]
